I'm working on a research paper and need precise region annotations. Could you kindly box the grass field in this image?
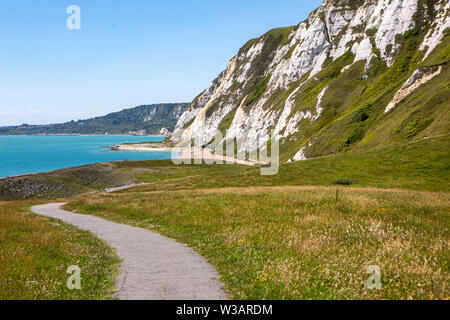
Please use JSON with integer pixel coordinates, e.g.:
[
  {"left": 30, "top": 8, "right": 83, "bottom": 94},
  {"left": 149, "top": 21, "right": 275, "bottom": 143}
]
[
  {"left": 66, "top": 186, "right": 449, "bottom": 299},
  {"left": 0, "top": 201, "right": 120, "bottom": 300},
  {"left": 63, "top": 136, "right": 450, "bottom": 300}
]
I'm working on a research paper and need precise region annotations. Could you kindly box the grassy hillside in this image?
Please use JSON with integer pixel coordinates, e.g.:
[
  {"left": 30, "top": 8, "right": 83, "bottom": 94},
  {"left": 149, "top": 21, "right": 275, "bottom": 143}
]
[
  {"left": 1, "top": 135, "right": 448, "bottom": 201},
  {"left": 0, "top": 201, "right": 120, "bottom": 299},
  {"left": 0, "top": 103, "right": 187, "bottom": 135},
  {"left": 118, "top": 135, "right": 450, "bottom": 193},
  {"left": 294, "top": 34, "right": 450, "bottom": 161}
]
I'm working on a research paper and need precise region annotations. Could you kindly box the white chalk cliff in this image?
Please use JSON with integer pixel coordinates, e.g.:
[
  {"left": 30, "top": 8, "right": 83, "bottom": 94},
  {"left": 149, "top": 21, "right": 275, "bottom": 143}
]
[{"left": 172, "top": 0, "right": 449, "bottom": 161}]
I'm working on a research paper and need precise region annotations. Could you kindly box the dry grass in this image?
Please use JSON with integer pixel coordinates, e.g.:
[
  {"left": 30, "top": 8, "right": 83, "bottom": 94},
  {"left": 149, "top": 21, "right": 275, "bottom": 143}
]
[{"left": 66, "top": 186, "right": 450, "bottom": 300}]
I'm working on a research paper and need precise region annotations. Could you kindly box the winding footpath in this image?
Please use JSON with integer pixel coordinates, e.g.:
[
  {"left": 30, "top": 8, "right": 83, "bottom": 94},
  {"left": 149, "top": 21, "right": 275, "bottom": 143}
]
[{"left": 32, "top": 203, "right": 228, "bottom": 300}]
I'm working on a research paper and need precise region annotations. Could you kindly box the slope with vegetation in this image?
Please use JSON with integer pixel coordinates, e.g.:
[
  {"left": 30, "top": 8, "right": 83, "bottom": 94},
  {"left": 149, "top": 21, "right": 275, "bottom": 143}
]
[{"left": 0, "top": 103, "right": 187, "bottom": 136}]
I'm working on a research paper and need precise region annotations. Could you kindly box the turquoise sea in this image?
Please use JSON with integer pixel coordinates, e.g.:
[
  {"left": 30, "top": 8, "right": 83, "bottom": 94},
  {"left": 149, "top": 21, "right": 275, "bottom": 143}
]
[{"left": 0, "top": 136, "right": 170, "bottom": 178}]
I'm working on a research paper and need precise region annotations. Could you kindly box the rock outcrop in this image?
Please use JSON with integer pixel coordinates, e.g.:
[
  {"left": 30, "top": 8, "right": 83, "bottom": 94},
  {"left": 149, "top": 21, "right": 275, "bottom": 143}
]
[{"left": 385, "top": 65, "right": 443, "bottom": 113}]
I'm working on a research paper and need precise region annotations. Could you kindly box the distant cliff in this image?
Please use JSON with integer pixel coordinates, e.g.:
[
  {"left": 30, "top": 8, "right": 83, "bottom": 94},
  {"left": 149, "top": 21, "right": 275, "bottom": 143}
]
[{"left": 0, "top": 103, "right": 187, "bottom": 136}]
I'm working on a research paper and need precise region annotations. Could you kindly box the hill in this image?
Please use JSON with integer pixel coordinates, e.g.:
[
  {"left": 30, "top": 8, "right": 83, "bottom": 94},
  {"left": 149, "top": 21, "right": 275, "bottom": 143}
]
[{"left": 0, "top": 103, "right": 187, "bottom": 136}]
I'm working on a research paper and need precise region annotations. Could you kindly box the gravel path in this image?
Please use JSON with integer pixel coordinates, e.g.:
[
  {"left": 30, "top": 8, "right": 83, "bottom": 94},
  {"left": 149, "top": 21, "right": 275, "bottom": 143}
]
[
  {"left": 104, "top": 183, "right": 148, "bottom": 193},
  {"left": 31, "top": 203, "right": 228, "bottom": 300}
]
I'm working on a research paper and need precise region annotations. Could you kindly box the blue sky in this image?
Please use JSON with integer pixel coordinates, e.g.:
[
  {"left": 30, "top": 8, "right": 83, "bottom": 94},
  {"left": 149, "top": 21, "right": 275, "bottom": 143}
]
[{"left": 0, "top": 0, "right": 322, "bottom": 126}]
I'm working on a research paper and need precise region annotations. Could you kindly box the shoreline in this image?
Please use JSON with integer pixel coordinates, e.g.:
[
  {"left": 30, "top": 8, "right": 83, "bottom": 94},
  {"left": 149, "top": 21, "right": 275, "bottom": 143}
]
[
  {"left": 0, "top": 140, "right": 262, "bottom": 180},
  {"left": 113, "top": 144, "right": 265, "bottom": 166},
  {"left": 0, "top": 136, "right": 168, "bottom": 179}
]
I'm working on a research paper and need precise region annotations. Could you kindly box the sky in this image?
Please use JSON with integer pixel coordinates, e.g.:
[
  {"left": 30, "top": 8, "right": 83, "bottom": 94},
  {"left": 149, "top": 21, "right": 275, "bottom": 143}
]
[{"left": 0, "top": 0, "right": 322, "bottom": 126}]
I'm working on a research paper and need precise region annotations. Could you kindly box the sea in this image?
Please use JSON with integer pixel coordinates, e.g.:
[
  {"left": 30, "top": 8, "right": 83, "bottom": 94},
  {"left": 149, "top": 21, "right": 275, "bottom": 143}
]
[{"left": 0, "top": 135, "right": 172, "bottom": 178}]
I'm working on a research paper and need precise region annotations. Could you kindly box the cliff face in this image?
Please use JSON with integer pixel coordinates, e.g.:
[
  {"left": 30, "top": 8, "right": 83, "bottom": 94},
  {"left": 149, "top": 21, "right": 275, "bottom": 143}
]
[{"left": 173, "top": 0, "right": 449, "bottom": 161}]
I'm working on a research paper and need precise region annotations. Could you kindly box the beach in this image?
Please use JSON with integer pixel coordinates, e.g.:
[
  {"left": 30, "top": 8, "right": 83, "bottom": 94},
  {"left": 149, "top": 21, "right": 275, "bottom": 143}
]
[{"left": 113, "top": 144, "right": 264, "bottom": 166}]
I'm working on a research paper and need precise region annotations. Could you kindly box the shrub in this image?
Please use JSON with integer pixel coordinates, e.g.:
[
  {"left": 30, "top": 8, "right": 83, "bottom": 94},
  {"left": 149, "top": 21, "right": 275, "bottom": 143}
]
[{"left": 333, "top": 178, "right": 357, "bottom": 186}]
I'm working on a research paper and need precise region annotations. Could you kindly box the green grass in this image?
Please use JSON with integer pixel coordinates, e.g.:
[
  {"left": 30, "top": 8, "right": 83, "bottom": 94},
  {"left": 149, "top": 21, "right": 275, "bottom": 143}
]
[
  {"left": 273, "top": 25, "right": 449, "bottom": 161},
  {"left": 245, "top": 75, "right": 270, "bottom": 108},
  {"left": 0, "top": 201, "right": 120, "bottom": 300},
  {"left": 60, "top": 135, "right": 449, "bottom": 300},
  {"left": 115, "top": 135, "right": 450, "bottom": 193},
  {"left": 217, "top": 106, "right": 239, "bottom": 134},
  {"left": 66, "top": 186, "right": 449, "bottom": 300}
]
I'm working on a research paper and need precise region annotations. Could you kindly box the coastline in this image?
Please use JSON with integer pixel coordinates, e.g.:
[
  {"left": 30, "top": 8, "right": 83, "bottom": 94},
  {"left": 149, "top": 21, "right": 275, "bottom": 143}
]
[
  {"left": 0, "top": 137, "right": 260, "bottom": 180},
  {"left": 0, "top": 135, "right": 169, "bottom": 179},
  {"left": 113, "top": 144, "right": 264, "bottom": 166}
]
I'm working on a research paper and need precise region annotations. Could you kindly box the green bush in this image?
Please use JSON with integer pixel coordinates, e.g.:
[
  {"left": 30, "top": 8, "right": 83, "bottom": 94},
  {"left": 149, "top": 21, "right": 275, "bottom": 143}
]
[{"left": 333, "top": 179, "right": 357, "bottom": 186}]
